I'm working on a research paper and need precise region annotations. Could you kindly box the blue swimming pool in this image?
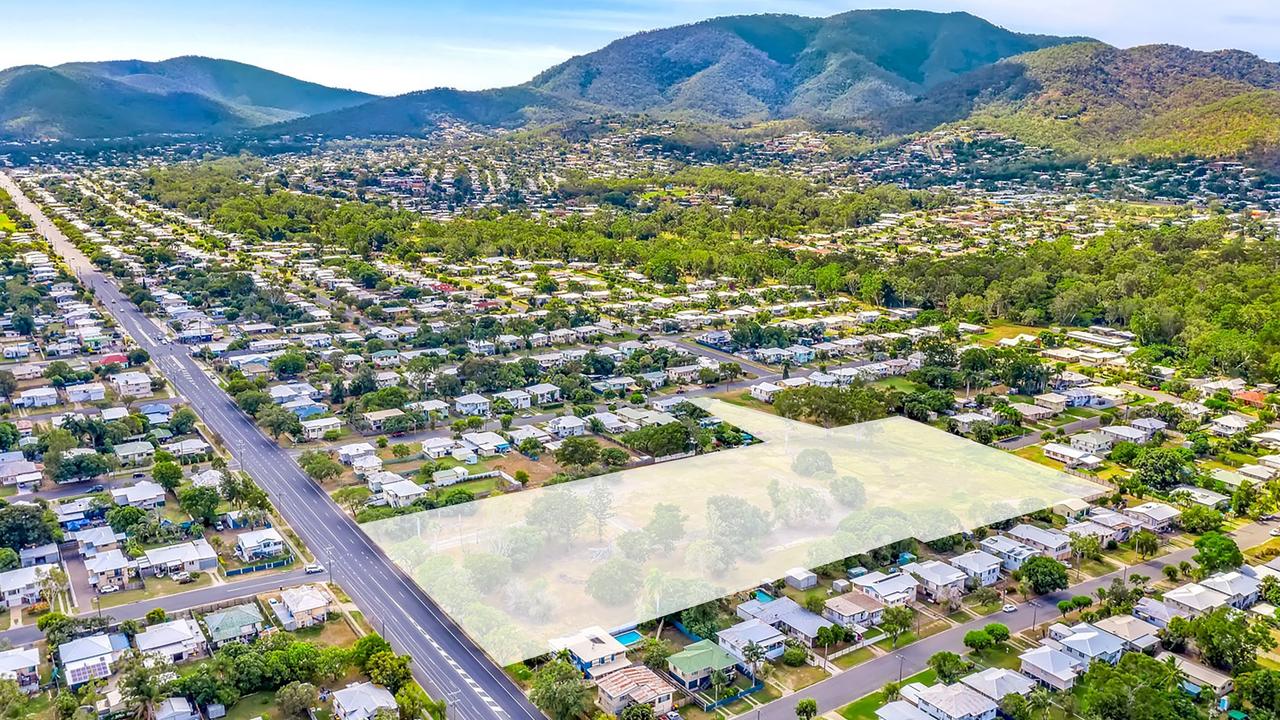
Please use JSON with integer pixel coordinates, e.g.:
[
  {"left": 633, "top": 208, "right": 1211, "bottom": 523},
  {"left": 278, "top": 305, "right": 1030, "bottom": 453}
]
[
  {"left": 754, "top": 589, "right": 776, "bottom": 603},
  {"left": 613, "top": 630, "right": 644, "bottom": 646}
]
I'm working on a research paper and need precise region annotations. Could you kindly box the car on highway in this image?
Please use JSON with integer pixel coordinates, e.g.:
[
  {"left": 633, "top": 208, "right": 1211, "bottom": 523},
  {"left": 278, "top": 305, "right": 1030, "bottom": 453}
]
[
  {"left": 1002, "top": 603, "right": 1017, "bottom": 613},
  {"left": 304, "top": 563, "right": 325, "bottom": 574}
]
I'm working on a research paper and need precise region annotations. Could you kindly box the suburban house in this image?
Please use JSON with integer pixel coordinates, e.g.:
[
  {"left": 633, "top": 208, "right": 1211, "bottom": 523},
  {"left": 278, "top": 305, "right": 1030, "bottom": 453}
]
[
  {"left": 65, "top": 382, "right": 106, "bottom": 403},
  {"left": 1019, "top": 646, "right": 1083, "bottom": 691},
  {"left": 141, "top": 539, "right": 218, "bottom": 576},
  {"left": 1199, "top": 571, "right": 1261, "bottom": 609},
  {"left": 1091, "top": 615, "right": 1161, "bottom": 653},
  {"left": 494, "top": 390, "right": 532, "bottom": 410},
  {"left": 666, "top": 639, "right": 738, "bottom": 690},
  {"left": 1041, "top": 443, "right": 1104, "bottom": 470},
  {"left": 113, "top": 440, "right": 156, "bottom": 465},
  {"left": 595, "top": 665, "right": 676, "bottom": 716},
  {"left": 85, "top": 549, "right": 134, "bottom": 591},
  {"left": 454, "top": 393, "right": 491, "bottom": 416},
  {"left": 383, "top": 479, "right": 428, "bottom": 508},
  {"left": 526, "top": 383, "right": 562, "bottom": 404},
  {"left": 234, "top": 528, "right": 286, "bottom": 562},
  {"left": 60, "top": 633, "right": 130, "bottom": 687},
  {"left": 203, "top": 603, "right": 266, "bottom": 648},
  {"left": 112, "top": 480, "right": 166, "bottom": 509},
  {"left": 1049, "top": 622, "right": 1125, "bottom": 667},
  {"left": 0, "top": 563, "right": 55, "bottom": 608},
  {"left": 900, "top": 560, "right": 966, "bottom": 602},
  {"left": 110, "top": 371, "right": 153, "bottom": 398},
  {"left": 1122, "top": 502, "right": 1180, "bottom": 533},
  {"left": 300, "top": 417, "right": 342, "bottom": 441},
  {"left": 735, "top": 596, "right": 834, "bottom": 647},
  {"left": 1163, "top": 583, "right": 1231, "bottom": 617},
  {"left": 914, "top": 682, "right": 997, "bottom": 720},
  {"left": 0, "top": 646, "right": 40, "bottom": 694},
  {"left": 277, "top": 585, "right": 332, "bottom": 630},
  {"left": 852, "top": 571, "right": 919, "bottom": 607},
  {"left": 547, "top": 627, "right": 635, "bottom": 682},
  {"left": 961, "top": 667, "right": 1035, "bottom": 703},
  {"left": 979, "top": 536, "right": 1039, "bottom": 571},
  {"left": 362, "top": 408, "right": 406, "bottom": 433},
  {"left": 338, "top": 443, "right": 377, "bottom": 465},
  {"left": 156, "top": 698, "right": 201, "bottom": 720},
  {"left": 823, "top": 591, "right": 884, "bottom": 630},
  {"left": 135, "top": 618, "right": 208, "bottom": 663},
  {"left": 717, "top": 618, "right": 786, "bottom": 662},
  {"left": 950, "top": 550, "right": 1002, "bottom": 587},
  {"left": 548, "top": 415, "right": 587, "bottom": 438},
  {"left": 332, "top": 681, "right": 398, "bottom": 720},
  {"left": 1006, "top": 525, "right": 1071, "bottom": 560}
]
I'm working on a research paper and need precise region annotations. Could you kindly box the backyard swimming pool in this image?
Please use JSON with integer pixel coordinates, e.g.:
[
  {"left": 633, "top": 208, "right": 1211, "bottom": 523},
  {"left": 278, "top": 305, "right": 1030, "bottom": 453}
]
[
  {"left": 613, "top": 630, "right": 644, "bottom": 646},
  {"left": 754, "top": 589, "right": 776, "bottom": 603}
]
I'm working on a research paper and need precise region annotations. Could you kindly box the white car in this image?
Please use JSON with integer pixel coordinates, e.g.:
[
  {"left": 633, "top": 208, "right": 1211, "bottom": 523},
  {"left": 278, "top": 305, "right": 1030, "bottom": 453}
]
[
  {"left": 1271, "top": 528, "right": 1280, "bottom": 537},
  {"left": 99, "top": 584, "right": 119, "bottom": 594},
  {"left": 1002, "top": 603, "right": 1018, "bottom": 613},
  {"left": 304, "top": 563, "right": 325, "bottom": 574}
]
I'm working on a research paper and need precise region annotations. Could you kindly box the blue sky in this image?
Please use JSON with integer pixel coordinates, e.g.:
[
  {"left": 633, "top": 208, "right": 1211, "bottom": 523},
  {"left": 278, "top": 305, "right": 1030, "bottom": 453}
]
[{"left": 6, "top": 0, "right": 1280, "bottom": 95}]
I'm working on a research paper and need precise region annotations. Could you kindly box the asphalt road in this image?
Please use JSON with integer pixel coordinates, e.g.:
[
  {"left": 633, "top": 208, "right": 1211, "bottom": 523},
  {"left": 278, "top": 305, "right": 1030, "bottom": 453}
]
[
  {"left": 752, "top": 519, "right": 1273, "bottom": 720},
  {"left": 1, "top": 173, "right": 539, "bottom": 720},
  {"left": 0, "top": 567, "right": 312, "bottom": 646}
]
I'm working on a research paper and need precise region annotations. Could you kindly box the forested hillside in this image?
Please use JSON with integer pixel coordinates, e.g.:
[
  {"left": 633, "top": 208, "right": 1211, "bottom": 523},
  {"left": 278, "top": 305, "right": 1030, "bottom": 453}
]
[
  {"left": 880, "top": 42, "right": 1280, "bottom": 163},
  {"left": 0, "top": 56, "right": 372, "bottom": 140}
]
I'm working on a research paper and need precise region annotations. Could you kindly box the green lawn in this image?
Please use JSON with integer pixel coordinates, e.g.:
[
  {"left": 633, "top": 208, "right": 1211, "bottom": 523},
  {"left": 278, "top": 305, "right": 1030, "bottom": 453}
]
[
  {"left": 224, "top": 692, "right": 280, "bottom": 720},
  {"left": 838, "top": 669, "right": 937, "bottom": 720},
  {"left": 833, "top": 646, "right": 876, "bottom": 669},
  {"left": 95, "top": 573, "right": 214, "bottom": 608},
  {"left": 970, "top": 642, "right": 1022, "bottom": 670}
]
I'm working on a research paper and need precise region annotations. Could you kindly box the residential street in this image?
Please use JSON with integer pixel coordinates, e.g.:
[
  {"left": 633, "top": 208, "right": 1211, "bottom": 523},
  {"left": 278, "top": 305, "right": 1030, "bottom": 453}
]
[
  {"left": 752, "top": 520, "right": 1273, "bottom": 720},
  {"left": 0, "top": 567, "right": 312, "bottom": 646},
  {"left": 0, "top": 172, "right": 540, "bottom": 720}
]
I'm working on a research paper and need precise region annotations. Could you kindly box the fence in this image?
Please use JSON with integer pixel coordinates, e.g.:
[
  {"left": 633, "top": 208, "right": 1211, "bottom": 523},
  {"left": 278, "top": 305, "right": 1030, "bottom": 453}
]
[
  {"left": 225, "top": 555, "right": 295, "bottom": 577},
  {"left": 700, "top": 678, "right": 764, "bottom": 711}
]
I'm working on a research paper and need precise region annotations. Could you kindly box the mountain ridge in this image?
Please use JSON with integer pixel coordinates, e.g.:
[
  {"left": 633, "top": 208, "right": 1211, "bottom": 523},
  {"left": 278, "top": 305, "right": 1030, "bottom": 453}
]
[{"left": 0, "top": 56, "right": 374, "bottom": 140}]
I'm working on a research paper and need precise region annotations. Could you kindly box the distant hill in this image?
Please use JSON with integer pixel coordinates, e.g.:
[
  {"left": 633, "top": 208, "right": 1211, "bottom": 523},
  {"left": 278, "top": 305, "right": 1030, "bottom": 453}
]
[
  {"left": 266, "top": 9, "right": 1083, "bottom": 137},
  {"left": 528, "top": 10, "right": 1081, "bottom": 120},
  {"left": 0, "top": 56, "right": 373, "bottom": 140},
  {"left": 878, "top": 42, "right": 1280, "bottom": 161},
  {"left": 268, "top": 86, "right": 601, "bottom": 138}
]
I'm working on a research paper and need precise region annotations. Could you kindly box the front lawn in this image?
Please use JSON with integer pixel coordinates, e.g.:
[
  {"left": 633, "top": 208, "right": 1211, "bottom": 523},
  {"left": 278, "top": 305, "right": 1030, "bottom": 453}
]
[
  {"left": 838, "top": 669, "right": 937, "bottom": 720},
  {"left": 96, "top": 573, "right": 214, "bottom": 608},
  {"left": 833, "top": 646, "right": 875, "bottom": 669}
]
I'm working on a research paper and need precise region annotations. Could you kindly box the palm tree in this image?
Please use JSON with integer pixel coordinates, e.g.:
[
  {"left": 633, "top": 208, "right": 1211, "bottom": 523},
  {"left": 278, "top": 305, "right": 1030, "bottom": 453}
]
[
  {"left": 882, "top": 682, "right": 902, "bottom": 702},
  {"left": 709, "top": 669, "right": 728, "bottom": 702},
  {"left": 742, "top": 641, "right": 765, "bottom": 680},
  {"left": 1158, "top": 655, "right": 1187, "bottom": 693},
  {"left": 1027, "top": 688, "right": 1051, "bottom": 720}
]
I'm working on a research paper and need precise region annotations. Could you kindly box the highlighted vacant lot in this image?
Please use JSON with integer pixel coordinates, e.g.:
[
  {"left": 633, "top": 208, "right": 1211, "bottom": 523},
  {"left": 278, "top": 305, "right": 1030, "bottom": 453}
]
[{"left": 364, "top": 399, "right": 1105, "bottom": 665}]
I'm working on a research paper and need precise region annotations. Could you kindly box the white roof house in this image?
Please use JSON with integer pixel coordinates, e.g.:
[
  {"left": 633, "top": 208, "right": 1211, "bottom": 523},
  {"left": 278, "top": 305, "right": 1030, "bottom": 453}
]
[
  {"left": 961, "top": 667, "right": 1035, "bottom": 701},
  {"left": 916, "top": 683, "right": 997, "bottom": 720},
  {"left": 135, "top": 618, "right": 207, "bottom": 662},
  {"left": 332, "top": 682, "right": 397, "bottom": 720},
  {"left": 1162, "top": 583, "right": 1230, "bottom": 616}
]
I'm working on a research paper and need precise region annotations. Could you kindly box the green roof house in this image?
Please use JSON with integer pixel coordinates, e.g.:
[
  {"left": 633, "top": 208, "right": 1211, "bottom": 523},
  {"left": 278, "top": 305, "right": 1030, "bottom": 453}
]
[
  {"left": 666, "top": 639, "right": 738, "bottom": 690},
  {"left": 203, "top": 603, "right": 265, "bottom": 648}
]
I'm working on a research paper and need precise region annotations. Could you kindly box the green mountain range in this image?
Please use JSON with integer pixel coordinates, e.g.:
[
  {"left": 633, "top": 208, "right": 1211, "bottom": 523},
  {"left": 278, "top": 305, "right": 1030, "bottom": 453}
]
[
  {"left": 0, "top": 56, "right": 373, "bottom": 140},
  {"left": 5, "top": 10, "right": 1280, "bottom": 165}
]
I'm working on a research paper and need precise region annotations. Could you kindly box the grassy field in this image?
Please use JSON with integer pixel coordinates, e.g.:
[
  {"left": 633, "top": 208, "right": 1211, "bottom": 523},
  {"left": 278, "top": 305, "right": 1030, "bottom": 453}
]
[
  {"left": 832, "top": 646, "right": 875, "bottom": 669},
  {"left": 224, "top": 692, "right": 280, "bottom": 720}
]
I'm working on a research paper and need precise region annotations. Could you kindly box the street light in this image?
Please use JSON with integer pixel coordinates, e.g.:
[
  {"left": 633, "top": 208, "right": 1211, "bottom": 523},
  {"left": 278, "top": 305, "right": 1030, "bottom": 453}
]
[{"left": 898, "top": 655, "right": 905, "bottom": 682}]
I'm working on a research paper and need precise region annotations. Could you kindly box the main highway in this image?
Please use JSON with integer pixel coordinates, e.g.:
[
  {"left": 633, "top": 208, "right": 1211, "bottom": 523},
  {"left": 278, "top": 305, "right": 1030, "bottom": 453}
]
[{"left": 0, "top": 172, "right": 541, "bottom": 720}]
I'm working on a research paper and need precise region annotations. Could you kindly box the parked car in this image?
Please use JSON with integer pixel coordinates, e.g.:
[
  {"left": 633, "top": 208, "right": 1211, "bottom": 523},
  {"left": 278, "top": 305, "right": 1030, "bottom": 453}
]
[
  {"left": 99, "top": 584, "right": 119, "bottom": 594},
  {"left": 173, "top": 571, "right": 193, "bottom": 584}
]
